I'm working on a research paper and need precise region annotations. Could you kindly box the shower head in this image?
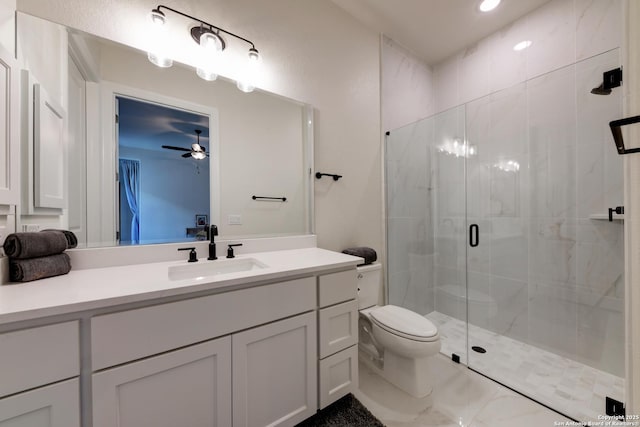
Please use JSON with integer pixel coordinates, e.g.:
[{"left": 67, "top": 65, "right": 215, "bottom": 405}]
[
  {"left": 591, "top": 83, "right": 612, "bottom": 95},
  {"left": 590, "top": 67, "right": 622, "bottom": 95}
]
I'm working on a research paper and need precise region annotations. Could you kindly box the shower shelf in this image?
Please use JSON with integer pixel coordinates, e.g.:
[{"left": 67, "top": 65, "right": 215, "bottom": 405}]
[{"left": 589, "top": 214, "right": 624, "bottom": 221}]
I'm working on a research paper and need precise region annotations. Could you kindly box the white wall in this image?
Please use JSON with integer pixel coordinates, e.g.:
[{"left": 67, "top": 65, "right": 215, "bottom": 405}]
[{"left": 16, "top": 0, "right": 382, "bottom": 254}]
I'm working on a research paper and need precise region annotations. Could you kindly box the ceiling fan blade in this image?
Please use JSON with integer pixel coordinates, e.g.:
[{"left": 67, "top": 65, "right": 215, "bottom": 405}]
[
  {"left": 181, "top": 152, "right": 192, "bottom": 158},
  {"left": 162, "top": 145, "right": 191, "bottom": 152}
]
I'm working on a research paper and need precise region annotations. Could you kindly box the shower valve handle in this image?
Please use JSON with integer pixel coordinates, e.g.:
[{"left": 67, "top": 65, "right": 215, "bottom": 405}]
[{"left": 608, "top": 206, "right": 624, "bottom": 222}]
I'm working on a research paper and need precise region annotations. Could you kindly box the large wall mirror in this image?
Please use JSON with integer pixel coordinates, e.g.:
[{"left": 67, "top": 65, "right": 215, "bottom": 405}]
[{"left": 16, "top": 12, "right": 313, "bottom": 248}]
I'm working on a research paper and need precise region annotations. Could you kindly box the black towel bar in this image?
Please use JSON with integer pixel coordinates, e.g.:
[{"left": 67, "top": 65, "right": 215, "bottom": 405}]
[
  {"left": 315, "top": 172, "right": 342, "bottom": 181},
  {"left": 610, "top": 115, "right": 640, "bottom": 155},
  {"left": 252, "top": 195, "right": 287, "bottom": 202}
]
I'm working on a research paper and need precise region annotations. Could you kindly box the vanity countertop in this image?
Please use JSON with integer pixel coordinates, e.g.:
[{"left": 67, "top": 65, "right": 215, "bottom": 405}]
[{"left": 0, "top": 248, "right": 362, "bottom": 325}]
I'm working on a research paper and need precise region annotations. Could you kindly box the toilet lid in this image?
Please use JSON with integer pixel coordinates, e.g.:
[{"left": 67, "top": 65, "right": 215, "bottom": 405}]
[{"left": 369, "top": 305, "right": 439, "bottom": 341}]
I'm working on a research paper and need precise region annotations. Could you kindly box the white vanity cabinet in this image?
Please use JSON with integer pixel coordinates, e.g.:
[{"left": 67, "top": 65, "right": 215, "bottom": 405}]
[
  {"left": 91, "top": 276, "right": 317, "bottom": 427},
  {"left": 92, "top": 337, "right": 232, "bottom": 427},
  {"left": 317, "top": 270, "right": 359, "bottom": 409},
  {"left": 233, "top": 312, "right": 317, "bottom": 427},
  {"left": 0, "top": 322, "right": 80, "bottom": 427}
]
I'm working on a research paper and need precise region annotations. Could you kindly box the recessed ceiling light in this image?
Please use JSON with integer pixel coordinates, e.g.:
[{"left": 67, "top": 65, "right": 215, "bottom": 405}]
[
  {"left": 513, "top": 40, "right": 532, "bottom": 51},
  {"left": 479, "top": 0, "right": 501, "bottom": 12}
]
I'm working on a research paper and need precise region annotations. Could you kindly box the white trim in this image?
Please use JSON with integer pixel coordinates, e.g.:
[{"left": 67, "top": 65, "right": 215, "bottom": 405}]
[{"left": 623, "top": 0, "right": 640, "bottom": 414}]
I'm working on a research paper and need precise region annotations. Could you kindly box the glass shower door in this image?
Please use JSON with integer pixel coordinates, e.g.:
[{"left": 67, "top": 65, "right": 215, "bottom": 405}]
[
  {"left": 385, "top": 105, "right": 469, "bottom": 363},
  {"left": 464, "top": 50, "right": 625, "bottom": 423}
]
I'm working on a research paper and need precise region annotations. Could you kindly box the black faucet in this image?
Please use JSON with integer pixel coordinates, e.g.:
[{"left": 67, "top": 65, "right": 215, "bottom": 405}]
[
  {"left": 208, "top": 225, "right": 218, "bottom": 260},
  {"left": 178, "top": 247, "right": 198, "bottom": 262},
  {"left": 227, "top": 243, "right": 243, "bottom": 259}
]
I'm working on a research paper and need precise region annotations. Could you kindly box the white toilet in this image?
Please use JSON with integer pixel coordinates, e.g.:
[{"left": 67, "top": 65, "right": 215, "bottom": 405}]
[{"left": 357, "top": 262, "right": 441, "bottom": 398}]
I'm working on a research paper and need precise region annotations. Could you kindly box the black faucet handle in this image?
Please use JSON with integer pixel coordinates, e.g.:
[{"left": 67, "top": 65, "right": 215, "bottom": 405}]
[
  {"left": 210, "top": 224, "right": 218, "bottom": 238},
  {"left": 227, "top": 243, "right": 243, "bottom": 259},
  {"left": 178, "top": 247, "right": 198, "bottom": 262}
]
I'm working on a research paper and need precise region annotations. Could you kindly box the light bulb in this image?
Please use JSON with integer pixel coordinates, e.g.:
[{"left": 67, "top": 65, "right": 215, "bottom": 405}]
[
  {"left": 236, "top": 48, "right": 260, "bottom": 93},
  {"left": 196, "top": 32, "right": 223, "bottom": 81},
  {"left": 147, "top": 8, "right": 172, "bottom": 68},
  {"left": 149, "top": 9, "right": 166, "bottom": 26},
  {"left": 191, "top": 151, "right": 206, "bottom": 160}
]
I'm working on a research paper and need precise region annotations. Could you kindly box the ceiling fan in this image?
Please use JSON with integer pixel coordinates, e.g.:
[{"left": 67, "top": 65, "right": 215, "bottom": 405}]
[{"left": 162, "top": 129, "right": 209, "bottom": 159}]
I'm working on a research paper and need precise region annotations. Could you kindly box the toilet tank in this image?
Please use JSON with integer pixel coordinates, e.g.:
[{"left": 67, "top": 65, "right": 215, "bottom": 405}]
[{"left": 357, "top": 262, "right": 383, "bottom": 309}]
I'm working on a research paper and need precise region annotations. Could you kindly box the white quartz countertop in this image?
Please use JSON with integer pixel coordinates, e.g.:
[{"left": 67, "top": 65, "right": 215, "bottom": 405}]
[{"left": 0, "top": 248, "right": 363, "bottom": 325}]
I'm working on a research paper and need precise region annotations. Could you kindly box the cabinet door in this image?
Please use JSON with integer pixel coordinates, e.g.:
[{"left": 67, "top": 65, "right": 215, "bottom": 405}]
[
  {"left": 0, "top": 44, "right": 19, "bottom": 206},
  {"left": 233, "top": 312, "right": 317, "bottom": 427},
  {"left": 0, "top": 379, "right": 79, "bottom": 427},
  {"left": 92, "top": 336, "right": 231, "bottom": 427}
]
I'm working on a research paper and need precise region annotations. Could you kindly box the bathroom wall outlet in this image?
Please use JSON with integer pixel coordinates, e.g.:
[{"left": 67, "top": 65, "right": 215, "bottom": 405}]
[
  {"left": 22, "top": 224, "right": 40, "bottom": 232},
  {"left": 228, "top": 214, "right": 242, "bottom": 225}
]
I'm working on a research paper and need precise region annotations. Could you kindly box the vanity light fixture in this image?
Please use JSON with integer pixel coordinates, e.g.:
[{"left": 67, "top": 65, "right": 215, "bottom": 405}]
[
  {"left": 479, "top": 0, "right": 501, "bottom": 12},
  {"left": 147, "top": 5, "right": 261, "bottom": 92}
]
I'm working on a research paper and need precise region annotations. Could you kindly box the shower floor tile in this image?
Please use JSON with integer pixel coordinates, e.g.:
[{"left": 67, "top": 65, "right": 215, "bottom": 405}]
[{"left": 426, "top": 311, "right": 625, "bottom": 423}]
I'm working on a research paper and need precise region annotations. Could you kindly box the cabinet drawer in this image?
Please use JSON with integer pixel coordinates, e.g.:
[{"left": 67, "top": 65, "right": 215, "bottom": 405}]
[
  {"left": 318, "top": 269, "right": 357, "bottom": 307},
  {"left": 319, "top": 345, "right": 358, "bottom": 409},
  {"left": 92, "top": 277, "right": 315, "bottom": 370},
  {"left": 319, "top": 300, "right": 357, "bottom": 358},
  {"left": 0, "top": 321, "right": 79, "bottom": 397}
]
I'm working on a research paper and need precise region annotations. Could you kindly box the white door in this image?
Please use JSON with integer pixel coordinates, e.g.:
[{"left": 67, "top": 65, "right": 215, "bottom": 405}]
[
  {"left": 92, "top": 336, "right": 231, "bottom": 427},
  {"left": 0, "top": 43, "right": 19, "bottom": 206},
  {"left": 0, "top": 379, "right": 79, "bottom": 427},
  {"left": 233, "top": 312, "right": 317, "bottom": 427},
  {"left": 67, "top": 56, "right": 87, "bottom": 245}
]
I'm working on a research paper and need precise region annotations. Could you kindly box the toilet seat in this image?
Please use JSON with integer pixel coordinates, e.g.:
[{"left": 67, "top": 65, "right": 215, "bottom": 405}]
[{"left": 368, "top": 305, "right": 439, "bottom": 342}]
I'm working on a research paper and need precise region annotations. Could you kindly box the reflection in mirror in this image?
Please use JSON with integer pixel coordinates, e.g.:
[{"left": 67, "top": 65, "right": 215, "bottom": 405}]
[
  {"left": 16, "top": 12, "right": 313, "bottom": 249},
  {"left": 117, "top": 97, "right": 210, "bottom": 245}
]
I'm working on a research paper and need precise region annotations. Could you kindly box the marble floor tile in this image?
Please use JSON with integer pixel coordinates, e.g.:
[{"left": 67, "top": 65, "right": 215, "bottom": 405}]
[{"left": 356, "top": 354, "right": 572, "bottom": 427}]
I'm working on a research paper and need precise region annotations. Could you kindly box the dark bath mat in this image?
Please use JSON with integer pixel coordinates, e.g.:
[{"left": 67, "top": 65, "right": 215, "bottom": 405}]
[{"left": 296, "top": 394, "right": 385, "bottom": 427}]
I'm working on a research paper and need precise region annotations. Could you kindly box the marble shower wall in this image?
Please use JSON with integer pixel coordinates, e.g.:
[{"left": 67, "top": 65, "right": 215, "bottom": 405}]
[{"left": 432, "top": 0, "right": 622, "bottom": 114}]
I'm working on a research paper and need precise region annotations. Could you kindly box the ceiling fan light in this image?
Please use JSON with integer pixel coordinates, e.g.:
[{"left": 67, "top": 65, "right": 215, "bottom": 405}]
[{"left": 191, "top": 151, "right": 207, "bottom": 160}]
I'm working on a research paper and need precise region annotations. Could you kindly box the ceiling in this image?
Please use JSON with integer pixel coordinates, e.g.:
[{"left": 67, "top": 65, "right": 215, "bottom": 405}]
[
  {"left": 118, "top": 96, "right": 209, "bottom": 154},
  {"left": 331, "top": 0, "right": 552, "bottom": 65}
]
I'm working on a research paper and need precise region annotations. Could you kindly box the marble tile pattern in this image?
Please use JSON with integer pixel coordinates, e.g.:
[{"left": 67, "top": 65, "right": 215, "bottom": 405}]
[
  {"left": 433, "top": 0, "right": 622, "bottom": 112},
  {"left": 356, "top": 353, "right": 573, "bottom": 427},
  {"left": 382, "top": 36, "right": 436, "bottom": 132},
  {"left": 427, "top": 311, "right": 625, "bottom": 424},
  {"left": 389, "top": 49, "right": 625, "bottom": 376}
]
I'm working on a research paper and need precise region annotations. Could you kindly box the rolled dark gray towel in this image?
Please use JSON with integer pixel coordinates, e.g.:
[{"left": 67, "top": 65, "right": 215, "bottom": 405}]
[
  {"left": 3, "top": 231, "right": 68, "bottom": 259},
  {"left": 41, "top": 229, "right": 78, "bottom": 249},
  {"left": 9, "top": 253, "right": 72, "bottom": 282},
  {"left": 342, "top": 247, "right": 377, "bottom": 265}
]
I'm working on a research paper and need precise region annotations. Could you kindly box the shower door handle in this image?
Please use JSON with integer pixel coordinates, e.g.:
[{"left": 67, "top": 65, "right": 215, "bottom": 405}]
[{"left": 469, "top": 224, "right": 479, "bottom": 247}]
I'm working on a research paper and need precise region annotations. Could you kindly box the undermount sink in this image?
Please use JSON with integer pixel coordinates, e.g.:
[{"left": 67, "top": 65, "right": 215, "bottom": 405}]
[{"left": 168, "top": 257, "right": 268, "bottom": 281}]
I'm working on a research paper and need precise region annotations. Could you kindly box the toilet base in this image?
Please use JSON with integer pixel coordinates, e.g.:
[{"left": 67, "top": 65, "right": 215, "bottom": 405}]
[{"left": 358, "top": 346, "right": 434, "bottom": 399}]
